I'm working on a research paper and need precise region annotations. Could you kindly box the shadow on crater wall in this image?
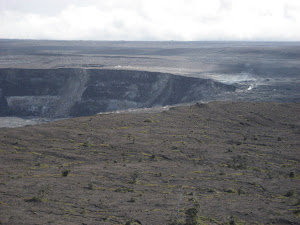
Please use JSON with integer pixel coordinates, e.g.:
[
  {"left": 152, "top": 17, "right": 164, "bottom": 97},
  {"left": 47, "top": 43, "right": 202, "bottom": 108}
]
[{"left": 0, "top": 68, "right": 236, "bottom": 118}]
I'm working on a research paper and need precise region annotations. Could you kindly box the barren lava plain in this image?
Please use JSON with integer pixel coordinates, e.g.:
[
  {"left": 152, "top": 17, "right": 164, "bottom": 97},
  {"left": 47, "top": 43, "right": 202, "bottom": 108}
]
[{"left": 0, "top": 101, "right": 300, "bottom": 224}]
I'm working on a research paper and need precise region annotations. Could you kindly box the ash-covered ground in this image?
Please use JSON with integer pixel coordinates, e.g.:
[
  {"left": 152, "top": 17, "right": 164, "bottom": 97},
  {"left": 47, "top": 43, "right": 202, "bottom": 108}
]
[{"left": 1, "top": 101, "right": 300, "bottom": 225}]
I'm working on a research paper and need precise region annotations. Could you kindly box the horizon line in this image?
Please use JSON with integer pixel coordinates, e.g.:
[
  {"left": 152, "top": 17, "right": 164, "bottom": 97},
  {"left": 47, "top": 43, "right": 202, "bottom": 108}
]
[{"left": 1, "top": 38, "right": 300, "bottom": 43}]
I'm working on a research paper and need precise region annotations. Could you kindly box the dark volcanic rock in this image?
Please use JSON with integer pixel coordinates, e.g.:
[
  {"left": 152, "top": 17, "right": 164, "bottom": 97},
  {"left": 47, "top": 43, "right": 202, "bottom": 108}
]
[
  {"left": 0, "top": 68, "right": 236, "bottom": 118},
  {"left": 0, "top": 88, "right": 9, "bottom": 116},
  {"left": 0, "top": 102, "right": 299, "bottom": 225}
]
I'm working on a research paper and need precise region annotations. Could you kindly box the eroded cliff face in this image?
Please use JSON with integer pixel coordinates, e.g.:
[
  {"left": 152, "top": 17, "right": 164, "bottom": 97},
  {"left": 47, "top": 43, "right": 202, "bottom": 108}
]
[
  {"left": 0, "top": 68, "right": 236, "bottom": 118},
  {"left": 0, "top": 88, "right": 9, "bottom": 116}
]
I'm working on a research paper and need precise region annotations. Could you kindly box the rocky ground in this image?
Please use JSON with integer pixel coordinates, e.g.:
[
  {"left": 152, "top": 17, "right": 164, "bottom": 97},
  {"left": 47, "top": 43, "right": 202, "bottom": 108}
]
[{"left": 0, "top": 101, "right": 300, "bottom": 225}]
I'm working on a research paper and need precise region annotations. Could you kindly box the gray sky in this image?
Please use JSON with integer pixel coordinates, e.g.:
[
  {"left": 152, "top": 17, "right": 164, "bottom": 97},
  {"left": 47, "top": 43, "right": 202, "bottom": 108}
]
[{"left": 0, "top": 0, "right": 299, "bottom": 41}]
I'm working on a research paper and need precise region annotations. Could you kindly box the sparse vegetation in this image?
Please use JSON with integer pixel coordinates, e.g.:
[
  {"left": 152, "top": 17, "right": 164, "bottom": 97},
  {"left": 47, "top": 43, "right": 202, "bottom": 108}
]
[
  {"left": 144, "top": 119, "right": 154, "bottom": 123},
  {"left": 114, "top": 187, "right": 134, "bottom": 193},
  {"left": 25, "top": 196, "right": 47, "bottom": 203},
  {"left": 286, "top": 190, "right": 296, "bottom": 197},
  {"left": 185, "top": 207, "right": 200, "bottom": 225},
  {"left": 61, "top": 169, "right": 71, "bottom": 177},
  {"left": 127, "top": 134, "right": 135, "bottom": 144},
  {"left": 290, "top": 171, "right": 296, "bottom": 178},
  {"left": 125, "top": 219, "right": 142, "bottom": 225},
  {"left": 128, "top": 197, "right": 135, "bottom": 203},
  {"left": 25, "top": 188, "right": 48, "bottom": 203},
  {"left": 130, "top": 171, "right": 140, "bottom": 184},
  {"left": 88, "top": 182, "right": 94, "bottom": 190},
  {"left": 224, "top": 188, "right": 237, "bottom": 194},
  {"left": 238, "top": 187, "right": 245, "bottom": 195},
  {"left": 1, "top": 102, "right": 300, "bottom": 224},
  {"left": 227, "top": 155, "right": 248, "bottom": 170},
  {"left": 170, "top": 205, "right": 210, "bottom": 225},
  {"left": 150, "top": 153, "right": 156, "bottom": 160},
  {"left": 80, "top": 142, "right": 95, "bottom": 147},
  {"left": 293, "top": 209, "right": 300, "bottom": 216}
]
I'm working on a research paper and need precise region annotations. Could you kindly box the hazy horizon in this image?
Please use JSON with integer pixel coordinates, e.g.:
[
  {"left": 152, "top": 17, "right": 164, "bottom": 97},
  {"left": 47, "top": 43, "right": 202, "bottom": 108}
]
[{"left": 1, "top": 38, "right": 300, "bottom": 43}]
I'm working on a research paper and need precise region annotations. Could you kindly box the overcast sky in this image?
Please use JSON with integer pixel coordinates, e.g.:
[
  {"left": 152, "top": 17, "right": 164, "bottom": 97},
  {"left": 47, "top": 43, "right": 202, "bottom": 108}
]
[{"left": 0, "top": 0, "right": 299, "bottom": 41}]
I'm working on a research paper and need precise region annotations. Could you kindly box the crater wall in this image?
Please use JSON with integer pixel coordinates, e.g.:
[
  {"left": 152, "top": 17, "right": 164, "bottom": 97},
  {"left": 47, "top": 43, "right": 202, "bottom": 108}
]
[{"left": 0, "top": 68, "right": 236, "bottom": 118}]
